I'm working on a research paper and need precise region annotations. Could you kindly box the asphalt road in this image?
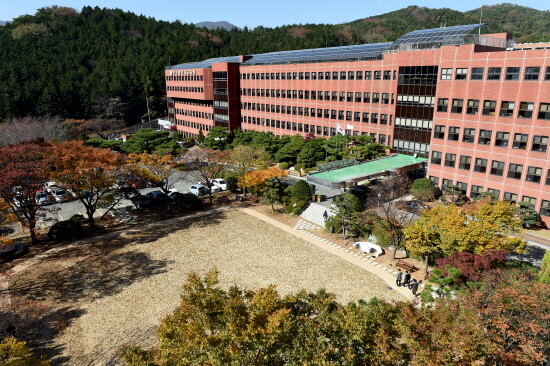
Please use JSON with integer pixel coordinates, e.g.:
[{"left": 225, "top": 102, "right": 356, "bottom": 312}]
[{"left": 37, "top": 170, "right": 204, "bottom": 226}]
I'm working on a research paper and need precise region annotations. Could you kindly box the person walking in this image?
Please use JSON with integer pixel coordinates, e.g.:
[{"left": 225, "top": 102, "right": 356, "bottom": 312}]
[
  {"left": 395, "top": 269, "right": 403, "bottom": 286},
  {"left": 403, "top": 271, "right": 411, "bottom": 287},
  {"left": 411, "top": 280, "right": 420, "bottom": 297},
  {"left": 323, "top": 210, "right": 328, "bottom": 222},
  {"left": 408, "top": 278, "right": 417, "bottom": 290}
]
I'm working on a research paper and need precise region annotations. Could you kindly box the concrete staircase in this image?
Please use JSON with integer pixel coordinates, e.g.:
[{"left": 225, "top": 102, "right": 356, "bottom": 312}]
[{"left": 300, "top": 202, "right": 336, "bottom": 227}]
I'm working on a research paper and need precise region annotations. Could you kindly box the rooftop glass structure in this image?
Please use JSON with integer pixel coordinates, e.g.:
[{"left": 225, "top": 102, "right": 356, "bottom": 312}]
[{"left": 167, "top": 24, "right": 487, "bottom": 70}]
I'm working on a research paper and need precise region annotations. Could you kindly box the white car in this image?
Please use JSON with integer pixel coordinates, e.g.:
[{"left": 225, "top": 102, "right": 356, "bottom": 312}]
[
  {"left": 188, "top": 185, "right": 209, "bottom": 196},
  {"left": 50, "top": 188, "right": 67, "bottom": 203},
  {"left": 35, "top": 191, "right": 51, "bottom": 206},
  {"left": 210, "top": 178, "right": 227, "bottom": 191}
]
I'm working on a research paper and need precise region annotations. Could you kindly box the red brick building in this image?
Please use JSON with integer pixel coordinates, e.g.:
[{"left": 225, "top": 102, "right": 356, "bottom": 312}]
[{"left": 165, "top": 24, "right": 550, "bottom": 224}]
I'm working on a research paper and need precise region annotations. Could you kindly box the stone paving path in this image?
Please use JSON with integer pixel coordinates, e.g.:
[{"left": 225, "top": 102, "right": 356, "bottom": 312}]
[{"left": 293, "top": 219, "right": 321, "bottom": 231}]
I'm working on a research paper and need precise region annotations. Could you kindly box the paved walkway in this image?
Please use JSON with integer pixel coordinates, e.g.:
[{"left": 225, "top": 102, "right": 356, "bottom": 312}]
[{"left": 241, "top": 208, "right": 416, "bottom": 300}]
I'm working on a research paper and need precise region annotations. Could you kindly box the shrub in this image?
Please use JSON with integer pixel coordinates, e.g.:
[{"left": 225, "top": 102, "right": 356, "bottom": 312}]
[
  {"left": 284, "top": 199, "right": 308, "bottom": 215},
  {"left": 539, "top": 250, "right": 550, "bottom": 285},
  {"left": 325, "top": 217, "right": 342, "bottom": 233},
  {"left": 225, "top": 176, "right": 239, "bottom": 192},
  {"left": 69, "top": 214, "right": 85, "bottom": 223},
  {"left": 288, "top": 180, "right": 312, "bottom": 201},
  {"left": 410, "top": 178, "right": 437, "bottom": 201},
  {"left": 293, "top": 163, "right": 304, "bottom": 173},
  {"left": 278, "top": 162, "right": 289, "bottom": 170},
  {"left": 174, "top": 193, "right": 202, "bottom": 211},
  {"left": 48, "top": 220, "right": 84, "bottom": 241}
]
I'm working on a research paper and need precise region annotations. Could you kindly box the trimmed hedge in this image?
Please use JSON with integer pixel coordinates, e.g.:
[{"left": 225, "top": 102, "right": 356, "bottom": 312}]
[
  {"left": 48, "top": 220, "right": 84, "bottom": 241},
  {"left": 289, "top": 180, "right": 312, "bottom": 201},
  {"left": 174, "top": 193, "right": 202, "bottom": 211}
]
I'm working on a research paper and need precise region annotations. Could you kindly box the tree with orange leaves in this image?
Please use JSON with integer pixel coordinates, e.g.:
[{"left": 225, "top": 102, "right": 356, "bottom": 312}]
[
  {"left": 0, "top": 139, "right": 53, "bottom": 242},
  {"left": 238, "top": 166, "right": 287, "bottom": 196},
  {"left": 51, "top": 141, "right": 124, "bottom": 226},
  {"left": 0, "top": 197, "right": 16, "bottom": 249},
  {"left": 127, "top": 152, "right": 182, "bottom": 194}
]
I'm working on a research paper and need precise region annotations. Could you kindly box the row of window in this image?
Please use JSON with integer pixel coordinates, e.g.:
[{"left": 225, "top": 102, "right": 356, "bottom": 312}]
[
  {"left": 240, "top": 88, "right": 394, "bottom": 104},
  {"left": 173, "top": 99, "right": 211, "bottom": 108},
  {"left": 175, "top": 119, "right": 212, "bottom": 131},
  {"left": 174, "top": 108, "right": 213, "bottom": 120},
  {"left": 166, "top": 74, "right": 204, "bottom": 82},
  {"left": 437, "top": 98, "right": 550, "bottom": 120},
  {"left": 240, "top": 115, "right": 388, "bottom": 142},
  {"left": 429, "top": 176, "right": 550, "bottom": 217},
  {"left": 167, "top": 86, "right": 204, "bottom": 93},
  {"left": 241, "top": 103, "right": 393, "bottom": 124},
  {"left": 240, "top": 70, "right": 396, "bottom": 81},
  {"left": 433, "top": 126, "right": 548, "bottom": 152},
  {"left": 440, "top": 66, "right": 550, "bottom": 81},
  {"left": 431, "top": 151, "right": 550, "bottom": 184}
]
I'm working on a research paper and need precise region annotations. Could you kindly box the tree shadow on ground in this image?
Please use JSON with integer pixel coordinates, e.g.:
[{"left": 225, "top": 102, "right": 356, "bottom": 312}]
[{"left": 2, "top": 210, "right": 227, "bottom": 361}]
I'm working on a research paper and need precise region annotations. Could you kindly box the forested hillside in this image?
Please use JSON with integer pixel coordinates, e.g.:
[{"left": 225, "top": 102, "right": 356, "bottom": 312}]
[{"left": 0, "top": 4, "right": 548, "bottom": 123}]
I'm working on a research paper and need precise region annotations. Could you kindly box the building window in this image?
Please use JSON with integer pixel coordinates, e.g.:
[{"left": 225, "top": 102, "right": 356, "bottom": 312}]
[
  {"left": 499, "top": 101, "right": 515, "bottom": 117},
  {"left": 487, "top": 188, "right": 501, "bottom": 198},
  {"left": 431, "top": 151, "right": 442, "bottom": 165},
  {"left": 362, "top": 112, "right": 369, "bottom": 123},
  {"left": 363, "top": 92, "right": 370, "bottom": 103},
  {"left": 338, "top": 92, "right": 345, "bottom": 102},
  {"left": 463, "top": 128, "right": 475, "bottom": 143},
  {"left": 365, "top": 71, "right": 372, "bottom": 80},
  {"left": 380, "top": 114, "right": 388, "bottom": 125},
  {"left": 371, "top": 113, "right": 378, "bottom": 124},
  {"left": 444, "top": 153, "right": 456, "bottom": 167},
  {"left": 505, "top": 67, "right": 520, "bottom": 80},
  {"left": 455, "top": 68, "right": 468, "bottom": 80},
  {"left": 340, "top": 71, "right": 346, "bottom": 80},
  {"left": 346, "top": 111, "right": 352, "bottom": 121},
  {"left": 507, "top": 163, "right": 523, "bottom": 179},
  {"left": 466, "top": 99, "right": 479, "bottom": 115},
  {"left": 437, "top": 98, "right": 448, "bottom": 112},
  {"left": 354, "top": 112, "right": 360, "bottom": 122},
  {"left": 524, "top": 66, "right": 540, "bottom": 80},
  {"left": 532, "top": 135, "right": 548, "bottom": 152},
  {"left": 434, "top": 125, "right": 445, "bottom": 139},
  {"left": 355, "top": 92, "right": 361, "bottom": 102},
  {"left": 518, "top": 102, "right": 534, "bottom": 118},
  {"left": 474, "top": 158, "right": 487, "bottom": 173},
  {"left": 372, "top": 93, "right": 380, "bottom": 103},
  {"left": 495, "top": 131, "right": 510, "bottom": 147},
  {"left": 504, "top": 192, "right": 518, "bottom": 204},
  {"left": 487, "top": 67, "right": 502, "bottom": 80},
  {"left": 383, "top": 71, "right": 391, "bottom": 80},
  {"left": 522, "top": 196, "right": 537, "bottom": 205},
  {"left": 356, "top": 71, "right": 363, "bottom": 80},
  {"left": 331, "top": 71, "right": 338, "bottom": 80},
  {"left": 441, "top": 68, "right": 452, "bottom": 80},
  {"left": 338, "top": 110, "right": 344, "bottom": 120},
  {"left": 430, "top": 176, "right": 440, "bottom": 185},
  {"left": 541, "top": 200, "right": 550, "bottom": 217},
  {"left": 478, "top": 129, "right": 492, "bottom": 145},
  {"left": 471, "top": 67, "right": 484, "bottom": 80},
  {"left": 491, "top": 160, "right": 504, "bottom": 177},
  {"left": 451, "top": 99, "right": 463, "bottom": 113},
  {"left": 459, "top": 155, "right": 471, "bottom": 170},
  {"left": 539, "top": 103, "right": 550, "bottom": 120},
  {"left": 470, "top": 185, "right": 483, "bottom": 199},
  {"left": 448, "top": 126, "right": 460, "bottom": 141},
  {"left": 457, "top": 182, "right": 468, "bottom": 193},
  {"left": 512, "top": 133, "right": 528, "bottom": 149},
  {"left": 526, "top": 166, "right": 542, "bottom": 183},
  {"left": 374, "top": 71, "right": 381, "bottom": 80},
  {"left": 482, "top": 100, "right": 497, "bottom": 116},
  {"left": 347, "top": 92, "right": 353, "bottom": 102},
  {"left": 382, "top": 93, "right": 390, "bottom": 104},
  {"left": 442, "top": 179, "right": 453, "bottom": 188}
]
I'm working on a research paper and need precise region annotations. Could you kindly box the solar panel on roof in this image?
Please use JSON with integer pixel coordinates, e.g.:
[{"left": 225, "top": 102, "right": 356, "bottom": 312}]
[{"left": 391, "top": 24, "right": 483, "bottom": 46}]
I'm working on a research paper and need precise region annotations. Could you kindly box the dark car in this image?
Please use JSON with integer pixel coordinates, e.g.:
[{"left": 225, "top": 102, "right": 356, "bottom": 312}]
[
  {"left": 146, "top": 191, "right": 168, "bottom": 203},
  {"left": 131, "top": 195, "right": 152, "bottom": 209}
]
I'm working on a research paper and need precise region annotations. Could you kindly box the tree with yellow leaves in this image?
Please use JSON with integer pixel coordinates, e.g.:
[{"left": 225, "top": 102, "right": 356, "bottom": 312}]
[
  {"left": 127, "top": 152, "right": 182, "bottom": 194},
  {"left": 238, "top": 166, "right": 287, "bottom": 196},
  {"left": 0, "top": 197, "right": 15, "bottom": 249},
  {"left": 404, "top": 198, "right": 526, "bottom": 274}
]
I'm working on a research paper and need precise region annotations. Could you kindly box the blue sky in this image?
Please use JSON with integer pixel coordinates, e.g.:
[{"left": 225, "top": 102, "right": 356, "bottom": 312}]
[{"left": 2, "top": 0, "right": 549, "bottom": 28}]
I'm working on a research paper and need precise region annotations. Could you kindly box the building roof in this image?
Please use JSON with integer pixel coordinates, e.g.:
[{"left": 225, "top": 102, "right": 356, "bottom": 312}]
[
  {"left": 308, "top": 154, "right": 428, "bottom": 183},
  {"left": 167, "top": 24, "right": 484, "bottom": 70}
]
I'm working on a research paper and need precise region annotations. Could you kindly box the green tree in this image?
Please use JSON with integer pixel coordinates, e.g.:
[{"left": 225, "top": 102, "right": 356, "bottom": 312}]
[
  {"left": 515, "top": 201, "right": 543, "bottom": 228},
  {"left": 261, "top": 178, "right": 288, "bottom": 212},
  {"left": 122, "top": 129, "right": 180, "bottom": 155},
  {"left": 203, "top": 127, "right": 232, "bottom": 150},
  {"left": 329, "top": 194, "right": 364, "bottom": 239},
  {"left": 410, "top": 178, "right": 437, "bottom": 201},
  {"left": 287, "top": 180, "right": 312, "bottom": 202},
  {"left": 539, "top": 250, "right": 550, "bottom": 285},
  {"left": 0, "top": 337, "right": 50, "bottom": 365},
  {"left": 441, "top": 184, "right": 467, "bottom": 205}
]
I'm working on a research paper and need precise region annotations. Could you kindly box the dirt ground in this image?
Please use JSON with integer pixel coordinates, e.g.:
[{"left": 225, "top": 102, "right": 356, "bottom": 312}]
[{"left": 6, "top": 209, "right": 404, "bottom": 365}]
